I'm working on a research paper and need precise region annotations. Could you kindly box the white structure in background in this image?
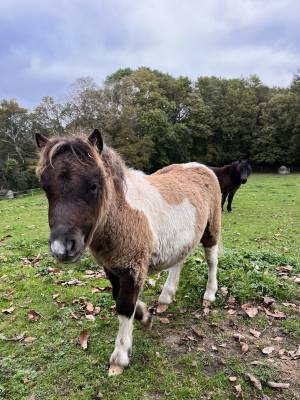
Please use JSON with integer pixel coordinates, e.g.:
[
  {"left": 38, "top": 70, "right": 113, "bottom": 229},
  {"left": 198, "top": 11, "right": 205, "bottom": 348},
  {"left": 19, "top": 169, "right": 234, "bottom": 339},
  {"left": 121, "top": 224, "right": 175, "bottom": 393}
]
[{"left": 278, "top": 166, "right": 290, "bottom": 175}]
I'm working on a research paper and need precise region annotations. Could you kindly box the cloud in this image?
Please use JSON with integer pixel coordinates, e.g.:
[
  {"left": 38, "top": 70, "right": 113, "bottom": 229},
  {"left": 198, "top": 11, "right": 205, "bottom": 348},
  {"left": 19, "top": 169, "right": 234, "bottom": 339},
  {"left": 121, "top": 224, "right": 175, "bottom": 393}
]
[{"left": 0, "top": 0, "right": 299, "bottom": 108}]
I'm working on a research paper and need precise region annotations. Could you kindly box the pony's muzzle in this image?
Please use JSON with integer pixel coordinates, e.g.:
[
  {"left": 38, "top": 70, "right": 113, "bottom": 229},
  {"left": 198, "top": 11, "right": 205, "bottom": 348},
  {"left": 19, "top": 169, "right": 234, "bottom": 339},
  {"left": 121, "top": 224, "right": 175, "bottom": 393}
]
[
  {"left": 49, "top": 229, "right": 85, "bottom": 263},
  {"left": 241, "top": 178, "right": 247, "bottom": 184}
]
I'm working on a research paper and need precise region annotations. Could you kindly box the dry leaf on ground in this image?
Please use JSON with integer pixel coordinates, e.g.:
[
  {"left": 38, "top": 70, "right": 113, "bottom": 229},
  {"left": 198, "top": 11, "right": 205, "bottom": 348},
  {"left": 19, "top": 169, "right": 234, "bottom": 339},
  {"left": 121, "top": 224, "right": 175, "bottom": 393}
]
[
  {"left": 240, "top": 342, "right": 249, "bottom": 353},
  {"left": 85, "top": 303, "right": 94, "bottom": 314},
  {"left": 191, "top": 325, "right": 204, "bottom": 338},
  {"left": 262, "top": 346, "right": 274, "bottom": 355},
  {"left": 159, "top": 317, "right": 170, "bottom": 324},
  {"left": 263, "top": 296, "right": 276, "bottom": 307},
  {"left": 241, "top": 303, "right": 258, "bottom": 318},
  {"left": 264, "top": 308, "right": 286, "bottom": 319},
  {"left": 250, "top": 329, "right": 261, "bottom": 338},
  {"left": 27, "top": 310, "right": 41, "bottom": 322},
  {"left": 267, "top": 381, "right": 290, "bottom": 389},
  {"left": 1, "top": 306, "right": 15, "bottom": 314},
  {"left": 246, "top": 373, "right": 262, "bottom": 391}
]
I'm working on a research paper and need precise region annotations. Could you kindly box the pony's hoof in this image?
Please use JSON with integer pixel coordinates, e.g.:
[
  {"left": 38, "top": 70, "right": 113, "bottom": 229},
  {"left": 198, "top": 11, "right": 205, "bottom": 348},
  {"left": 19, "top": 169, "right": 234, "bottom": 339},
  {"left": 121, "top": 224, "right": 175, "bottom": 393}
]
[
  {"left": 108, "top": 365, "right": 124, "bottom": 376},
  {"left": 157, "top": 304, "right": 168, "bottom": 313},
  {"left": 142, "top": 315, "right": 153, "bottom": 330}
]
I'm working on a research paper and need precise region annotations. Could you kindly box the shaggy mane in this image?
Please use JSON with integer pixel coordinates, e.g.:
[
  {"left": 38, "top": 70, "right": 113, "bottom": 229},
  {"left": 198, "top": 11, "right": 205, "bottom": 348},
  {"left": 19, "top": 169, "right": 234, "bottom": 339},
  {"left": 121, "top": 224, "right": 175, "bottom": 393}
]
[{"left": 36, "top": 135, "right": 126, "bottom": 192}]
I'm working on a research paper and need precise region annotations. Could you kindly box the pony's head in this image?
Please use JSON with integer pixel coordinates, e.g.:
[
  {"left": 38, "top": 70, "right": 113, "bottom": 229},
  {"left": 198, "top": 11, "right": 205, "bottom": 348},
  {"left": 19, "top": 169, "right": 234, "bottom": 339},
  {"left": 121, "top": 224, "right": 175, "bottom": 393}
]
[
  {"left": 35, "top": 129, "right": 107, "bottom": 263},
  {"left": 232, "top": 160, "right": 252, "bottom": 184}
]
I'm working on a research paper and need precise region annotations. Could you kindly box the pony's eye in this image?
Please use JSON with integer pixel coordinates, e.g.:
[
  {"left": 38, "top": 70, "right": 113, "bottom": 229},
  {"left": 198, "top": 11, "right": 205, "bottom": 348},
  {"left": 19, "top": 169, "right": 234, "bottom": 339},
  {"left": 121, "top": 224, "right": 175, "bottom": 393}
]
[{"left": 90, "top": 184, "right": 98, "bottom": 193}]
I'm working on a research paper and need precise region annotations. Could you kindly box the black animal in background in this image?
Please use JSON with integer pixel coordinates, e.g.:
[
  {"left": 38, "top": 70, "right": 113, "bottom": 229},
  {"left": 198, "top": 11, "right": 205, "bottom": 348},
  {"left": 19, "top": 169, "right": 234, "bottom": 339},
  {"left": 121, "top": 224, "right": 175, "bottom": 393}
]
[{"left": 210, "top": 160, "right": 252, "bottom": 212}]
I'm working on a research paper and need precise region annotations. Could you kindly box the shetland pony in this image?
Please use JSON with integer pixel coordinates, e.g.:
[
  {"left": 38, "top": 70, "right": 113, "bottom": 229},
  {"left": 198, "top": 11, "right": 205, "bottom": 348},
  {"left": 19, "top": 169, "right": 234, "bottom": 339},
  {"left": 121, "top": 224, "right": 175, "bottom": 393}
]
[
  {"left": 35, "top": 130, "right": 222, "bottom": 376},
  {"left": 210, "top": 160, "right": 252, "bottom": 212}
]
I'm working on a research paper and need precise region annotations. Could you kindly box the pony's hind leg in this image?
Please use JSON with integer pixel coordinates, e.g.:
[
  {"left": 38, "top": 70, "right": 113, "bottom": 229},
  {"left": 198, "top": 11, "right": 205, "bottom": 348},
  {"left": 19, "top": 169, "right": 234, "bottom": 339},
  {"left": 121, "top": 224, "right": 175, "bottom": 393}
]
[
  {"left": 135, "top": 300, "right": 152, "bottom": 329},
  {"left": 203, "top": 244, "right": 218, "bottom": 304},
  {"left": 158, "top": 262, "right": 183, "bottom": 312}
]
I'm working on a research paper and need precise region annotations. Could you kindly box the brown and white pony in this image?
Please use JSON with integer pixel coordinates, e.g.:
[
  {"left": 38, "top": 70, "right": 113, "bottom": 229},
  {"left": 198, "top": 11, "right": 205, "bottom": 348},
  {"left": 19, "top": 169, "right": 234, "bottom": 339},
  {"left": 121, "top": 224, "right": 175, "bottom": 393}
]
[{"left": 35, "top": 130, "right": 222, "bottom": 376}]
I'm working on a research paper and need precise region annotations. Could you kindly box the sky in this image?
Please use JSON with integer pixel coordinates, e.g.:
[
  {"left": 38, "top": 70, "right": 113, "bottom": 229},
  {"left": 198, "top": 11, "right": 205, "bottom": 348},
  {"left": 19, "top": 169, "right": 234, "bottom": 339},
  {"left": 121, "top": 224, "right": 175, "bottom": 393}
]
[{"left": 0, "top": 0, "right": 299, "bottom": 109}]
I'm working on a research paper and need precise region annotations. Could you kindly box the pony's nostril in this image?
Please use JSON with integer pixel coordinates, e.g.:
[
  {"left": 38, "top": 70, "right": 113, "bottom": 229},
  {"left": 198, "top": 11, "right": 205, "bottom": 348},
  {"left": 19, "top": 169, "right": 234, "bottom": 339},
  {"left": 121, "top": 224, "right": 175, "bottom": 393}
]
[{"left": 66, "top": 239, "right": 76, "bottom": 253}]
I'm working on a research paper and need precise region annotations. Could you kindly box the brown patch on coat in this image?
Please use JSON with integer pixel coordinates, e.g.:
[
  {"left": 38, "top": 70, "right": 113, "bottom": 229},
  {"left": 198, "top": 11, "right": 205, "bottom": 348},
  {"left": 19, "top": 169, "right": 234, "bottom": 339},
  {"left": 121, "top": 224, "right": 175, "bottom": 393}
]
[{"left": 148, "top": 163, "right": 221, "bottom": 248}]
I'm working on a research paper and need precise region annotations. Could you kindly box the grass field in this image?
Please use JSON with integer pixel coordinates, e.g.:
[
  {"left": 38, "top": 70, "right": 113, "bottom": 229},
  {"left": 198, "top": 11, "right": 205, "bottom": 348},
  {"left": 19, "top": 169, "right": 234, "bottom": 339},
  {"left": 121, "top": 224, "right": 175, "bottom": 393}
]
[{"left": 0, "top": 174, "right": 299, "bottom": 400}]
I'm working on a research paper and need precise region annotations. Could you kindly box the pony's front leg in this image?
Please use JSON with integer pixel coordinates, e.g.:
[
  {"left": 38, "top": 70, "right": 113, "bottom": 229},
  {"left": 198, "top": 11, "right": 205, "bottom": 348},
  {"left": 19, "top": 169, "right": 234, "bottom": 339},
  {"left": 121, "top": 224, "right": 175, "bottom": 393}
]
[{"left": 109, "top": 273, "right": 141, "bottom": 376}]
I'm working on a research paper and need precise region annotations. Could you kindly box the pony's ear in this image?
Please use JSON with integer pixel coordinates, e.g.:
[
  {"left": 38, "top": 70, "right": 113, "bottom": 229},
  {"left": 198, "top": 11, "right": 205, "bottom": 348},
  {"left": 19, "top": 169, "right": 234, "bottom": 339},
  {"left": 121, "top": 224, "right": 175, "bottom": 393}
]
[
  {"left": 88, "top": 129, "right": 103, "bottom": 153},
  {"left": 35, "top": 133, "right": 49, "bottom": 149}
]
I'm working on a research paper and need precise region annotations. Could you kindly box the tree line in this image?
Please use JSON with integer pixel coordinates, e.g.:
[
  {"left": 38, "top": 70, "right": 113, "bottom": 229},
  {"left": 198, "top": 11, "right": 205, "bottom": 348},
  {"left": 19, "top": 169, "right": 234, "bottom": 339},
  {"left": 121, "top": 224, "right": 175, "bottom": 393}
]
[{"left": 1, "top": 67, "right": 300, "bottom": 191}]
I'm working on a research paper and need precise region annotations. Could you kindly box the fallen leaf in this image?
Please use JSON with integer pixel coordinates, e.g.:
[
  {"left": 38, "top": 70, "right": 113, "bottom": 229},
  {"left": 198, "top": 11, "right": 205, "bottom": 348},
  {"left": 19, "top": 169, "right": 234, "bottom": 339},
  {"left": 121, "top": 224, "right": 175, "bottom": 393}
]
[
  {"left": 229, "top": 376, "right": 237, "bottom": 382},
  {"left": 241, "top": 303, "right": 258, "bottom": 318},
  {"left": 85, "top": 302, "right": 94, "bottom": 314},
  {"left": 272, "top": 336, "right": 283, "bottom": 342},
  {"left": 48, "top": 267, "right": 62, "bottom": 274},
  {"left": 79, "top": 330, "right": 89, "bottom": 350},
  {"left": 0, "top": 332, "right": 25, "bottom": 341},
  {"left": 27, "top": 310, "right": 41, "bottom": 322},
  {"left": 57, "top": 279, "right": 83, "bottom": 286},
  {"left": 159, "top": 317, "right": 170, "bottom": 324},
  {"left": 52, "top": 293, "right": 59, "bottom": 300},
  {"left": 228, "top": 296, "right": 236, "bottom": 305},
  {"left": 263, "top": 297, "right": 276, "bottom": 307},
  {"left": 294, "top": 277, "right": 300, "bottom": 284},
  {"left": 85, "top": 314, "right": 95, "bottom": 322},
  {"left": 203, "top": 307, "right": 210, "bottom": 316},
  {"left": 228, "top": 309, "right": 237, "bottom": 315},
  {"left": 262, "top": 346, "right": 274, "bottom": 355},
  {"left": 240, "top": 342, "right": 249, "bottom": 353},
  {"left": 70, "top": 312, "right": 79, "bottom": 320},
  {"left": 94, "top": 306, "right": 101, "bottom": 315},
  {"left": 233, "top": 333, "right": 245, "bottom": 342},
  {"left": 276, "top": 265, "right": 293, "bottom": 274},
  {"left": 23, "top": 336, "right": 37, "bottom": 343},
  {"left": 211, "top": 345, "right": 218, "bottom": 351},
  {"left": 191, "top": 325, "right": 204, "bottom": 338},
  {"left": 264, "top": 308, "right": 286, "bottom": 319},
  {"left": 234, "top": 384, "right": 243, "bottom": 397},
  {"left": 23, "top": 377, "right": 30, "bottom": 384},
  {"left": 157, "top": 304, "right": 168, "bottom": 313},
  {"left": 220, "top": 286, "right": 228, "bottom": 295},
  {"left": 250, "top": 329, "right": 261, "bottom": 338},
  {"left": 282, "top": 302, "right": 296, "bottom": 308},
  {"left": 20, "top": 254, "right": 42, "bottom": 267},
  {"left": 1, "top": 306, "right": 15, "bottom": 314},
  {"left": 246, "top": 373, "right": 262, "bottom": 391},
  {"left": 267, "top": 381, "right": 290, "bottom": 389}
]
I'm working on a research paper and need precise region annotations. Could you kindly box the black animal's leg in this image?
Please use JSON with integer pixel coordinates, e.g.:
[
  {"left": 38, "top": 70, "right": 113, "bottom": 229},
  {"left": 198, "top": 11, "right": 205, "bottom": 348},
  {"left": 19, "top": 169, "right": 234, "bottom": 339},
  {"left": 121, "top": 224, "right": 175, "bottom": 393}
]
[
  {"left": 104, "top": 268, "right": 120, "bottom": 300},
  {"left": 221, "top": 192, "right": 228, "bottom": 211},
  {"left": 105, "top": 269, "right": 151, "bottom": 328},
  {"left": 108, "top": 272, "right": 143, "bottom": 376},
  {"left": 227, "top": 188, "right": 238, "bottom": 212}
]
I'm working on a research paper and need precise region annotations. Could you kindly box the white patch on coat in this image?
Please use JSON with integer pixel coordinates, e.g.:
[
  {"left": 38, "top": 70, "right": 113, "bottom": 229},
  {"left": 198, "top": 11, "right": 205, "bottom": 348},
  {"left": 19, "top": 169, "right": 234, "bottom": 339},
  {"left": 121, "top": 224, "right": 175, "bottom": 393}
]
[
  {"left": 159, "top": 262, "right": 183, "bottom": 304},
  {"left": 110, "top": 314, "right": 134, "bottom": 368},
  {"left": 125, "top": 171, "right": 197, "bottom": 269},
  {"left": 203, "top": 244, "right": 218, "bottom": 302},
  {"left": 183, "top": 162, "right": 206, "bottom": 169},
  {"left": 51, "top": 240, "right": 65, "bottom": 255}
]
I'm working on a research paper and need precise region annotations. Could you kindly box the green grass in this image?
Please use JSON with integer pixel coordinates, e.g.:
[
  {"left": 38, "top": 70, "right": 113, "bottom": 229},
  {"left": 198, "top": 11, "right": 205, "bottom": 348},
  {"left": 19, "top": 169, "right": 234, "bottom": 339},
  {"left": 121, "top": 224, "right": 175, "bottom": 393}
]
[{"left": 0, "top": 174, "right": 299, "bottom": 400}]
